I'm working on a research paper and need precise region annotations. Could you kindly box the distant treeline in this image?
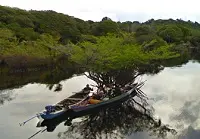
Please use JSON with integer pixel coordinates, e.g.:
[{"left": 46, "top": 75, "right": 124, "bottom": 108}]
[{"left": 1, "top": 5, "right": 200, "bottom": 70}]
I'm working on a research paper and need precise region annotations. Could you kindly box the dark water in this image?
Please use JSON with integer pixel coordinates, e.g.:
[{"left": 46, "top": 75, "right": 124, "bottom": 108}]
[{"left": 1, "top": 61, "right": 200, "bottom": 139}]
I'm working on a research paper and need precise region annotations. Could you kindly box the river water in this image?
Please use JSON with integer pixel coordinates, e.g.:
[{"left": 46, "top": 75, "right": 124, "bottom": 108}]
[{"left": 1, "top": 61, "right": 200, "bottom": 139}]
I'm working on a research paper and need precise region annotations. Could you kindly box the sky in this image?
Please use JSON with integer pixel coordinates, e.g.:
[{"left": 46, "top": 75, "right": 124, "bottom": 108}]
[{"left": 0, "top": 0, "right": 200, "bottom": 23}]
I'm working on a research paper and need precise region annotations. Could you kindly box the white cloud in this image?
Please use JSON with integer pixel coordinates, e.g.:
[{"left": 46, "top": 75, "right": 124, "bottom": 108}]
[
  {"left": 0, "top": 0, "right": 200, "bottom": 22},
  {"left": 140, "top": 61, "right": 200, "bottom": 138}
]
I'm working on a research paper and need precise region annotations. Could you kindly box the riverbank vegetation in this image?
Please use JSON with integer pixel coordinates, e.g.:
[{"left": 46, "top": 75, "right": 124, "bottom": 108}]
[
  {"left": 0, "top": 6, "right": 188, "bottom": 137},
  {"left": 1, "top": 5, "right": 200, "bottom": 72}
]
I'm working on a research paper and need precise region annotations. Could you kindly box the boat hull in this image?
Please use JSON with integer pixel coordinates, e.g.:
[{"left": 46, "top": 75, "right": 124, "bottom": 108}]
[
  {"left": 72, "top": 88, "right": 137, "bottom": 114},
  {"left": 40, "top": 86, "right": 138, "bottom": 120},
  {"left": 40, "top": 110, "right": 66, "bottom": 120}
]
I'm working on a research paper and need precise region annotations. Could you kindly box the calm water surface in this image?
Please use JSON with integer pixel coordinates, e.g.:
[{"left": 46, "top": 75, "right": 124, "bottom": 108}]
[{"left": 1, "top": 61, "right": 200, "bottom": 139}]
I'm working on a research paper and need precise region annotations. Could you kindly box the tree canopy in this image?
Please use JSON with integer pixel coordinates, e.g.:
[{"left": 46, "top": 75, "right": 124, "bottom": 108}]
[
  {"left": 1, "top": 5, "right": 200, "bottom": 72},
  {"left": 69, "top": 34, "right": 178, "bottom": 72}
]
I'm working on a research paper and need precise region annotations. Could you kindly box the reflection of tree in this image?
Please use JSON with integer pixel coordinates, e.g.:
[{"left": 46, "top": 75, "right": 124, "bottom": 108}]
[
  {"left": 31, "top": 65, "right": 178, "bottom": 139},
  {"left": 46, "top": 83, "right": 63, "bottom": 92},
  {"left": 0, "top": 90, "right": 14, "bottom": 105},
  {"left": 43, "top": 63, "right": 84, "bottom": 92},
  {"left": 84, "top": 63, "right": 166, "bottom": 88},
  {"left": 56, "top": 77, "right": 176, "bottom": 139},
  {"left": 85, "top": 70, "right": 137, "bottom": 87},
  {"left": 52, "top": 68, "right": 175, "bottom": 139},
  {"left": 0, "top": 56, "right": 82, "bottom": 91},
  {"left": 57, "top": 97, "right": 177, "bottom": 139}
]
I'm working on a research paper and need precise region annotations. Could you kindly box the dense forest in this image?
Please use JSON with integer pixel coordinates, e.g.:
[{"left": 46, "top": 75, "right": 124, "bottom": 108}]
[
  {"left": 1, "top": 5, "right": 200, "bottom": 71},
  {"left": 1, "top": 6, "right": 197, "bottom": 138}
]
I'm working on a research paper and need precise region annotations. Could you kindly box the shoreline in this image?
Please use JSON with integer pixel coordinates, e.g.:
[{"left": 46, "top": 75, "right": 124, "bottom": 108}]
[{"left": 0, "top": 55, "right": 62, "bottom": 74}]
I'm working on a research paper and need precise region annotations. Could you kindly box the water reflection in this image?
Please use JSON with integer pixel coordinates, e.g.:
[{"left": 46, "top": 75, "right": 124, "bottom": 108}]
[
  {"left": 1, "top": 57, "right": 200, "bottom": 139},
  {"left": 47, "top": 83, "right": 63, "bottom": 92},
  {"left": 57, "top": 102, "right": 176, "bottom": 139},
  {"left": 0, "top": 89, "right": 14, "bottom": 105},
  {"left": 35, "top": 86, "right": 176, "bottom": 139},
  {"left": 0, "top": 67, "right": 83, "bottom": 105},
  {"left": 0, "top": 75, "right": 96, "bottom": 139},
  {"left": 141, "top": 61, "right": 200, "bottom": 139},
  {"left": 0, "top": 55, "right": 191, "bottom": 105},
  {"left": 0, "top": 55, "right": 190, "bottom": 91},
  {"left": 0, "top": 67, "right": 81, "bottom": 91},
  {"left": 178, "top": 126, "right": 200, "bottom": 139}
]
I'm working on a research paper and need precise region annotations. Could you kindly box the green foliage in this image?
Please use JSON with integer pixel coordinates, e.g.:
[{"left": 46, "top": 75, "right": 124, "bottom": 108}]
[
  {"left": 135, "top": 25, "right": 153, "bottom": 37},
  {"left": 0, "top": 21, "right": 6, "bottom": 27},
  {"left": 30, "top": 10, "right": 83, "bottom": 43},
  {"left": 69, "top": 35, "right": 179, "bottom": 72},
  {"left": 178, "top": 26, "right": 191, "bottom": 39},
  {"left": 0, "top": 31, "right": 60, "bottom": 58},
  {"left": 74, "top": 18, "right": 90, "bottom": 34},
  {"left": 17, "top": 28, "right": 40, "bottom": 41},
  {"left": 92, "top": 20, "right": 120, "bottom": 36},
  {"left": 189, "top": 35, "right": 200, "bottom": 46},
  {"left": 6, "top": 23, "right": 39, "bottom": 41},
  {"left": 122, "top": 33, "right": 137, "bottom": 45},
  {"left": 119, "top": 21, "right": 139, "bottom": 33},
  {"left": 80, "top": 35, "right": 98, "bottom": 43},
  {"left": 1, "top": 5, "right": 200, "bottom": 72},
  {"left": 134, "top": 25, "right": 156, "bottom": 44},
  {"left": 157, "top": 25, "right": 183, "bottom": 43},
  {"left": 0, "top": 28, "right": 17, "bottom": 53},
  {"left": 14, "top": 15, "right": 34, "bottom": 28},
  {"left": 135, "top": 34, "right": 157, "bottom": 45},
  {"left": 142, "top": 37, "right": 168, "bottom": 52},
  {"left": 0, "top": 28, "right": 14, "bottom": 39}
]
